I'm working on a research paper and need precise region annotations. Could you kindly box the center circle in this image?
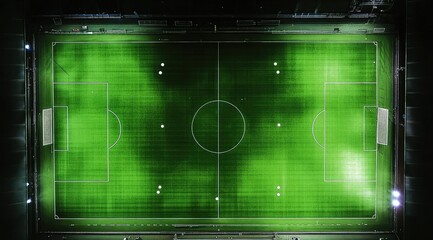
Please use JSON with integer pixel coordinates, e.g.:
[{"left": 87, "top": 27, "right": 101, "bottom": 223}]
[{"left": 191, "top": 100, "right": 246, "bottom": 154}]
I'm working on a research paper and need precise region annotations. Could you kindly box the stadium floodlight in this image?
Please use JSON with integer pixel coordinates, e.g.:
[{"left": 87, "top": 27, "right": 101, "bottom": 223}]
[
  {"left": 392, "top": 190, "right": 400, "bottom": 198},
  {"left": 392, "top": 199, "right": 400, "bottom": 207},
  {"left": 25, "top": 44, "right": 30, "bottom": 50},
  {"left": 26, "top": 199, "right": 32, "bottom": 204}
]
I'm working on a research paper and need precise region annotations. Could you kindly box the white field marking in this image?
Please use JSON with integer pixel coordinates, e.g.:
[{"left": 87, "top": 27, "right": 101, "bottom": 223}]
[
  {"left": 374, "top": 42, "right": 379, "bottom": 220},
  {"left": 54, "top": 83, "right": 109, "bottom": 183},
  {"left": 53, "top": 82, "right": 108, "bottom": 85},
  {"left": 322, "top": 78, "right": 380, "bottom": 217},
  {"left": 53, "top": 40, "right": 379, "bottom": 44},
  {"left": 54, "top": 215, "right": 377, "bottom": 220},
  {"left": 51, "top": 41, "right": 380, "bottom": 220},
  {"left": 323, "top": 81, "right": 326, "bottom": 183},
  {"left": 363, "top": 106, "right": 377, "bottom": 151},
  {"left": 53, "top": 60, "right": 70, "bottom": 77},
  {"left": 106, "top": 83, "right": 109, "bottom": 182},
  {"left": 217, "top": 42, "right": 220, "bottom": 218},
  {"left": 325, "top": 82, "right": 376, "bottom": 84},
  {"left": 108, "top": 109, "right": 122, "bottom": 149},
  {"left": 53, "top": 106, "right": 69, "bottom": 151},
  {"left": 51, "top": 43, "right": 56, "bottom": 217},
  {"left": 191, "top": 100, "right": 246, "bottom": 154},
  {"left": 323, "top": 82, "right": 378, "bottom": 184},
  {"left": 311, "top": 109, "right": 325, "bottom": 148}
]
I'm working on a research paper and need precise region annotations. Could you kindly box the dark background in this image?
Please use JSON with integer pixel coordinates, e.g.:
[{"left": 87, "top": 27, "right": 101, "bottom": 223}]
[{"left": 1, "top": 0, "right": 431, "bottom": 239}]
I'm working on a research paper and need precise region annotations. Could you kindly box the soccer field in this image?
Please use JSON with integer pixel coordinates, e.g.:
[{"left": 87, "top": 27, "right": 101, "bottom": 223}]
[{"left": 36, "top": 33, "right": 395, "bottom": 232}]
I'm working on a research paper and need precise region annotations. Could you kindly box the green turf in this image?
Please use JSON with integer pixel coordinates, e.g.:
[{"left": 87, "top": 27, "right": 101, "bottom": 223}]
[{"left": 36, "top": 34, "right": 395, "bottom": 232}]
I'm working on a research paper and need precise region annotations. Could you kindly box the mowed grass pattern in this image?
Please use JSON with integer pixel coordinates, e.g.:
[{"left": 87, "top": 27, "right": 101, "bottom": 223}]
[{"left": 37, "top": 36, "right": 394, "bottom": 232}]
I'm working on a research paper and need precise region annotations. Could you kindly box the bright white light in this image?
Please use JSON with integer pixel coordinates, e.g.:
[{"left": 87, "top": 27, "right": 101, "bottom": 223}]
[
  {"left": 392, "top": 199, "right": 400, "bottom": 207},
  {"left": 158, "top": 71, "right": 163, "bottom": 75},
  {"left": 215, "top": 197, "right": 219, "bottom": 201},
  {"left": 277, "top": 186, "right": 280, "bottom": 189},
  {"left": 392, "top": 190, "right": 400, "bottom": 198},
  {"left": 26, "top": 199, "right": 32, "bottom": 204},
  {"left": 25, "top": 44, "right": 30, "bottom": 50},
  {"left": 158, "top": 185, "right": 162, "bottom": 189},
  {"left": 277, "top": 193, "right": 280, "bottom": 197},
  {"left": 161, "top": 63, "right": 165, "bottom": 67},
  {"left": 277, "top": 123, "right": 281, "bottom": 127},
  {"left": 156, "top": 190, "right": 160, "bottom": 194},
  {"left": 160, "top": 124, "right": 164, "bottom": 128},
  {"left": 276, "top": 70, "right": 280, "bottom": 74},
  {"left": 26, "top": 182, "right": 29, "bottom": 186},
  {"left": 273, "top": 62, "right": 278, "bottom": 66}
]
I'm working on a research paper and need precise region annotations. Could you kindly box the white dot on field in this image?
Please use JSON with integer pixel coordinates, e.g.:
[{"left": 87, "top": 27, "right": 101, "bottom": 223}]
[
  {"left": 277, "top": 193, "right": 280, "bottom": 197},
  {"left": 274, "top": 62, "right": 278, "bottom": 66},
  {"left": 160, "top": 124, "right": 164, "bottom": 128},
  {"left": 276, "top": 70, "right": 280, "bottom": 74},
  {"left": 158, "top": 71, "right": 163, "bottom": 75},
  {"left": 215, "top": 197, "right": 219, "bottom": 201},
  {"left": 158, "top": 185, "right": 162, "bottom": 189},
  {"left": 161, "top": 62, "right": 165, "bottom": 67},
  {"left": 277, "top": 185, "right": 280, "bottom": 189},
  {"left": 156, "top": 190, "right": 160, "bottom": 194},
  {"left": 277, "top": 123, "right": 281, "bottom": 127}
]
